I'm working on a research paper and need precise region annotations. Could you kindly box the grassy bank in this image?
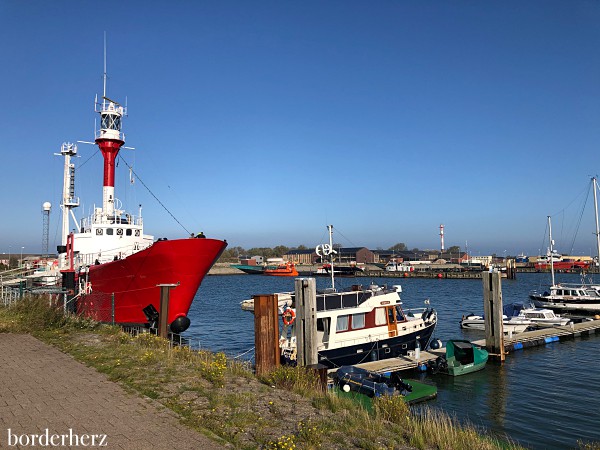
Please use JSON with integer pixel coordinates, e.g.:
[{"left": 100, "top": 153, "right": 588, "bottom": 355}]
[{"left": 0, "top": 297, "right": 569, "bottom": 449}]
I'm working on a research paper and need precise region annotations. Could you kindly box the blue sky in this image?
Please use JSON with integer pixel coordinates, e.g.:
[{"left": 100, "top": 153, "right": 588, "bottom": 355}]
[{"left": 2, "top": 1, "right": 600, "bottom": 257}]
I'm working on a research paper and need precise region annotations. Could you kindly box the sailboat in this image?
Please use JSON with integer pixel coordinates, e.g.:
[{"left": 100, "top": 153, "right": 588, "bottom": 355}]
[
  {"left": 279, "top": 225, "right": 438, "bottom": 369},
  {"left": 530, "top": 182, "right": 600, "bottom": 313}
]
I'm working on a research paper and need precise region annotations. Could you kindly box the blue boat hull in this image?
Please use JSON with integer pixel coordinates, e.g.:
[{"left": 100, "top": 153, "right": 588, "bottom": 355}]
[{"left": 315, "top": 322, "right": 436, "bottom": 369}]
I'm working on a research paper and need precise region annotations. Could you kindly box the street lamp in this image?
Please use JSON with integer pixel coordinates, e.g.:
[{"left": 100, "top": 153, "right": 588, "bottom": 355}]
[
  {"left": 20, "top": 246, "right": 24, "bottom": 269},
  {"left": 8, "top": 246, "right": 11, "bottom": 269}
]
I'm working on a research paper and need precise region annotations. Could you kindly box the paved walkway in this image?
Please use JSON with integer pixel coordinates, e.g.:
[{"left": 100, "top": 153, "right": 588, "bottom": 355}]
[{"left": 0, "top": 334, "right": 226, "bottom": 449}]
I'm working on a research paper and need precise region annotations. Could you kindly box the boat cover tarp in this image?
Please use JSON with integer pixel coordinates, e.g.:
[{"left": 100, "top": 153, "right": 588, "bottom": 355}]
[
  {"left": 446, "top": 340, "right": 487, "bottom": 366},
  {"left": 503, "top": 302, "right": 526, "bottom": 318}
]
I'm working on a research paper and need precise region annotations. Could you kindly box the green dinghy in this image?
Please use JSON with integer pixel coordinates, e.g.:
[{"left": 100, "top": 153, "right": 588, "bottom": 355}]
[{"left": 443, "top": 339, "right": 488, "bottom": 376}]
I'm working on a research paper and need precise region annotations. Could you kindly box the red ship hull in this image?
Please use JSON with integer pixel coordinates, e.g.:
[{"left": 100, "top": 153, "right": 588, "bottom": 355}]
[
  {"left": 76, "top": 238, "right": 226, "bottom": 328},
  {"left": 535, "top": 261, "right": 590, "bottom": 270}
]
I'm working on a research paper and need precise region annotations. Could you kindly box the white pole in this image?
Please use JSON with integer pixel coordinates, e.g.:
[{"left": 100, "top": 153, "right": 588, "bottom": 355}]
[
  {"left": 328, "top": 225, "right": 335, "bottom": 291},
  {"left": 592, "top": 177, "right": 600, "bottom": 269},
  {"left": 548, "top": 216, "right": 555, "bottom": 286}
]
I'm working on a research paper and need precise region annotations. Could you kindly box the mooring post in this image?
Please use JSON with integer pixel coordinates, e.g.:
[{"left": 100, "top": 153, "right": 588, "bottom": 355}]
[
  {"left": 483, "top": 270, "right": 505, "bottom": 361},
  {"left": 111, "top": 293, "right": 115, "bottom": 325},
  {"left": 253, "top": 294, "right": 280, "bottom": 377},
  {"left": 157, "top": 284, "right": 178, "bottom": 339},
  {"left": 506, "top": 259, "right": 516, "bottom": 279},
  {"left": 295, "top": 278, "right": 318, "bottom": 366}
]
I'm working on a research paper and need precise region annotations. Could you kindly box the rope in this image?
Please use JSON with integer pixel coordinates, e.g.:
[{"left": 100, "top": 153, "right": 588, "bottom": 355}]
[
  {"left": 117, "top": 154, "right": 191, "bottom": 235},
  {"left": 232, "top": 346, "right": 255, "bottom": 359}
]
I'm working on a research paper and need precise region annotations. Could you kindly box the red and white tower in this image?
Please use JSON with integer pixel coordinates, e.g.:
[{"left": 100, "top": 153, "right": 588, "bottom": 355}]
[
  {"left": 95, "top": 71, "right": 125, "bottom": 217},
  {"left": 439, "top": 224, "right": 445, "bottom": 253}
]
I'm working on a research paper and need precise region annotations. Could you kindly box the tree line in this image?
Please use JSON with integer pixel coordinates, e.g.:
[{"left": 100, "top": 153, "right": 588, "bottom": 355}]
[{"left": 219, "top": 242, "right": 461, "bottom": 262}]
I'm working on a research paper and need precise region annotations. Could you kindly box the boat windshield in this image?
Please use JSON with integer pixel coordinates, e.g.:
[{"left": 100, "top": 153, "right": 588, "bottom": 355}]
[{"left": 395, "top": 305, "right": 406, "bottom": 321}]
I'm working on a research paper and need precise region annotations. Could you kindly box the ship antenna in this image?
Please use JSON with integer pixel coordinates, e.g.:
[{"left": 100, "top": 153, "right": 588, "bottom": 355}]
[{"left": 103, "top": 31, "right": 107, "bottom": 102}]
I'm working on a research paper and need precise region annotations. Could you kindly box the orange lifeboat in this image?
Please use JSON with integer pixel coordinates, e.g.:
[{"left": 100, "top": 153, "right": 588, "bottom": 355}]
[{"left": 264, "top": 261, "right": 299, "bottom": 277}]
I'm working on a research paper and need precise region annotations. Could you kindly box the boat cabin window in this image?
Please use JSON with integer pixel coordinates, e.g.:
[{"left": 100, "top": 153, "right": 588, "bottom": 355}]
[
  {"left": 375, "top": 308, "right": 387, "bottom": 326},
  {"left": 126, "top": 229, "right": 132, "bottom": 236},
  {"left": 352, "top": 313, "right": 365, "bottom": 329},
  {"left": 395, "top": 305, "right": 406, "bottom": 322},
  {"left": 106, "top": 228, "right": 114, "bottom": 236},
  {"left": 336, "top": 315, "right": 349, "bottom": 332},
  {"left": 317, "top": 318, "right": 329, "bottom": 332}
]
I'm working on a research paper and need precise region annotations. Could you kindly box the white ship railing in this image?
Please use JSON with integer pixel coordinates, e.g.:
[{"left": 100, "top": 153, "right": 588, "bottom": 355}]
[
  {"left": 81, "top": 212, "right": 143, "bottom": 228},
  {"left": 75, "top": 242, "right": 153, "bottom": 266}
]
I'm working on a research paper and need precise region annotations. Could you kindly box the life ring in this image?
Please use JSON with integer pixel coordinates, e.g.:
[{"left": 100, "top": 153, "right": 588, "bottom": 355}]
[{"left": 282, "top": 308, "right": 296, "bottom": 325}]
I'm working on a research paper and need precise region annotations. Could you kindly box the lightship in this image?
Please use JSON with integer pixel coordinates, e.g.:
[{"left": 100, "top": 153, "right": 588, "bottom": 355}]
[{"left": 58, "top": 55, "right": 226, "bottom": 333}]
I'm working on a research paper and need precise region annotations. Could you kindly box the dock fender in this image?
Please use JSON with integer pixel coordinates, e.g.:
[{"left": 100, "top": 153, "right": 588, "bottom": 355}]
[{"left": 170, "top": 314, "right": 191, "bottom": 334}]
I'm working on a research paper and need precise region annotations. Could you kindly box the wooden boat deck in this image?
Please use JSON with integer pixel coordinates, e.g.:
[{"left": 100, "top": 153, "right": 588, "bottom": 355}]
[{"left": 344, "top": 348, "right": 446, "bottom": 374}]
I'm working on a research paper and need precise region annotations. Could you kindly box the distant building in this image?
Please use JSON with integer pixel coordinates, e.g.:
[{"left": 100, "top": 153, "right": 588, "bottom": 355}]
[
  {"left": 284, "top": 249, "right": 318, "bottom": 264},
  {"left": 371, "top": 250, "right": 439, "bottom": 264},
  {"left": 336, "top": 247, "right": 375, "bottom": 264},
  {"left": 439, "top": 252, "right": 469, "bottom": 264}
]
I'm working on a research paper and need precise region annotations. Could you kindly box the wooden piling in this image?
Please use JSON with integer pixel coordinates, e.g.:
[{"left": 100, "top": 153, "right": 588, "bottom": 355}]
[
  {"left": 506, "top": 259, "right": 516, "bottom": 279},
  {"left": 253, "top": 294, "right": 280, "bottom": 376},
  {"left": 294, "top": 278, "right": 318, "bottom": 367},
  {"left": 157, "top": 284, "right": 178, "bottom": 339},
  {"left": 483, "top": 271, "right": 505, "bottom": 361}
]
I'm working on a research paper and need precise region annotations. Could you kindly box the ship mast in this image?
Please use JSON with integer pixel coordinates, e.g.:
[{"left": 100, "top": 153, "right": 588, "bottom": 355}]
[
  {"left": 548, "top": 215, "right": 555, "bottom": 286},
  {"left": 592, "top": 177, "right": 600, "bottom": 268},
  {"left": 327, "top": 225, "right": 335, "bottom": 291},
  {"left": 95, "top": 37, "right": 126, "bottom": 218},
  {"left": 315, "top": 225, "right": 337, "bottom": 291}
]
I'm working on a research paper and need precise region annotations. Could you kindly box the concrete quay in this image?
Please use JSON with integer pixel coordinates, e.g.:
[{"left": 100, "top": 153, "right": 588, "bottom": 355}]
[{"left": 0, "top": 333, "right": 225, "bottom": 449}]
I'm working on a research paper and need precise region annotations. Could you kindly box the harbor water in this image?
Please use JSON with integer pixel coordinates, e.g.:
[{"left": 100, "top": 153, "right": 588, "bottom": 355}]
[{"left": 185, "top": 272, "right": 600, "bottom": 449}]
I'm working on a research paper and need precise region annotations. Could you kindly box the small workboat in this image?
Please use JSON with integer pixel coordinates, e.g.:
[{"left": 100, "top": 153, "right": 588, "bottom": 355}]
[
  {"left": 264, "top": 261, "right": 299, "bottom": 277},
  {"left": 428, "top": 340, "right": 488, "bottom": 376}
]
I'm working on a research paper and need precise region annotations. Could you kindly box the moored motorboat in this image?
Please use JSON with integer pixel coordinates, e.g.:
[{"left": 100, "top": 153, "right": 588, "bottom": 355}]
[
  {"left": 503, "top": 302, "right": 571, "bottom": 327},
  {"left": 530, "top": 284, "right": 600, "bottom": 313},
  {"left": 460, "top": 314, "right": 531, "bottom": 334},
  {"left": 279, "top": 226, "right": 438, "bottom": 369}
]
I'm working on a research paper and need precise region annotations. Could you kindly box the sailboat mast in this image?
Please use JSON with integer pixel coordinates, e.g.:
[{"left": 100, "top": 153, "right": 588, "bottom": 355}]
[
  {"left": 592, "top": 177, "right": 600, "bottom": 268},
  {"left": 548, "top": 215, "right": 555, "bottom": 286}
]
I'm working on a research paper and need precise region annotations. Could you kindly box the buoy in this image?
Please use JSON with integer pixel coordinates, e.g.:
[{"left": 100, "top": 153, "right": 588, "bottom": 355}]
[{"left": 437, "top": 273, "right": 443, "bottom": 279}]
